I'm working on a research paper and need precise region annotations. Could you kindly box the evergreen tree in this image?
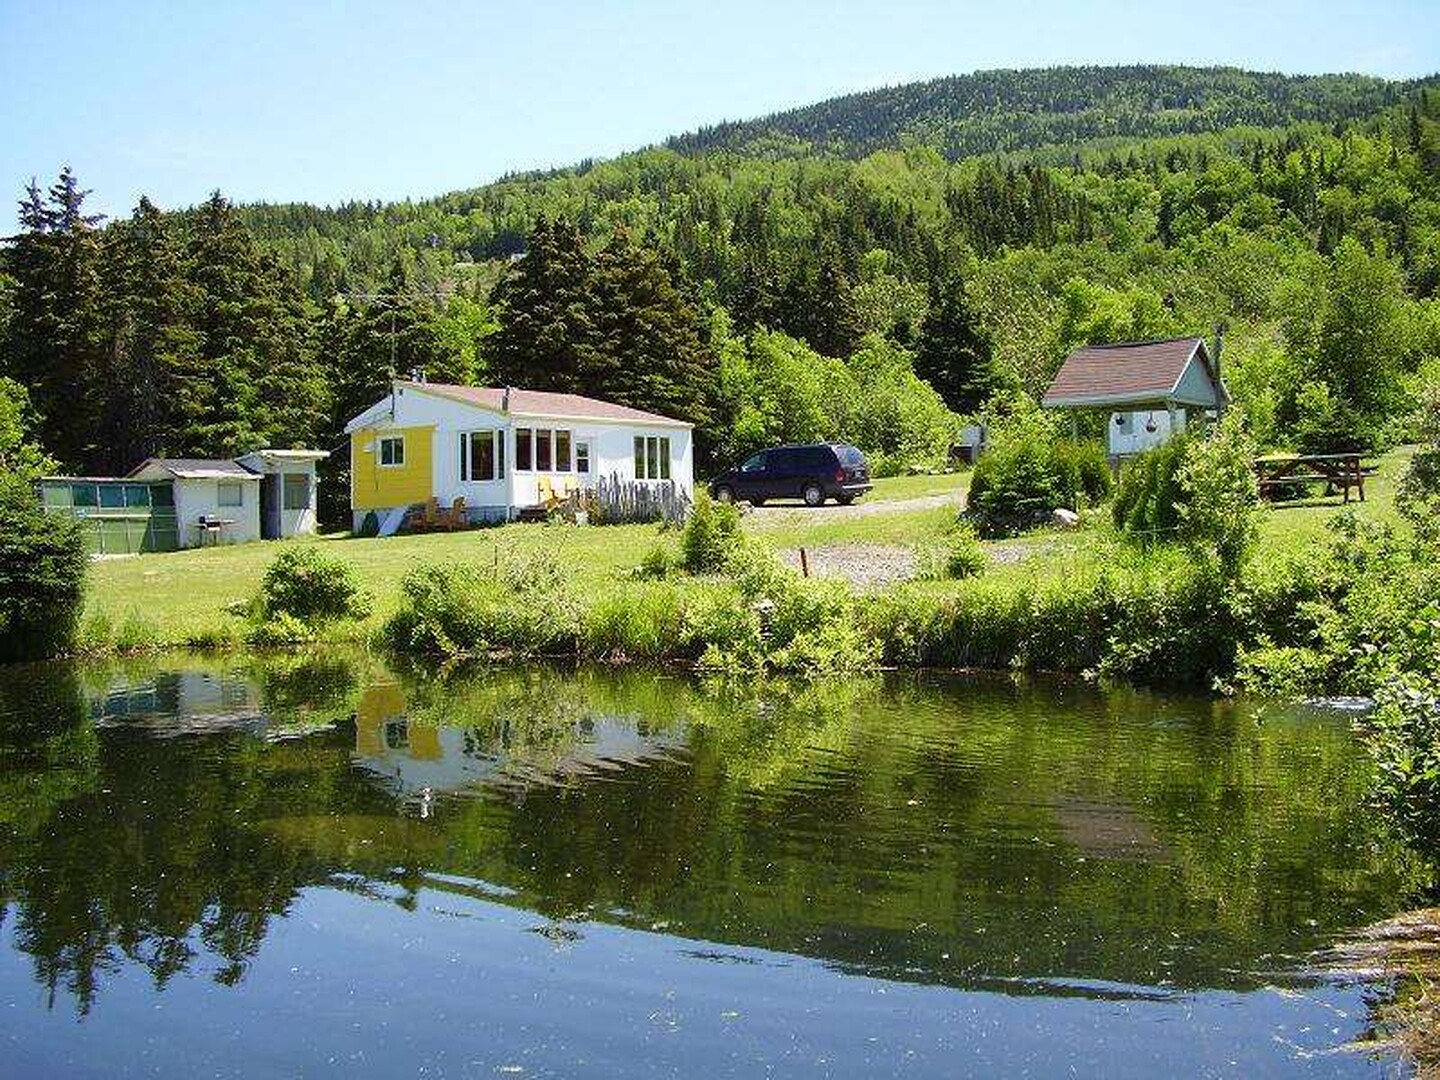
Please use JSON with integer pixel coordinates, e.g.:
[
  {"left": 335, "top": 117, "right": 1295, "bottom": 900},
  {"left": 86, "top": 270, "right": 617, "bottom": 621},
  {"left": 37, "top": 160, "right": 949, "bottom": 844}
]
[
  {"left": 914, "top": 273, "right": 999, "bottom": 412},
  {"left": 488, "top": 216, "right": 595, "bottom": 391},
  {"left": 1, "top": 169, "right": 105, "bottom": 469},
  {"left": 586, "top": 227, "right": 716, "bottom": 427}
]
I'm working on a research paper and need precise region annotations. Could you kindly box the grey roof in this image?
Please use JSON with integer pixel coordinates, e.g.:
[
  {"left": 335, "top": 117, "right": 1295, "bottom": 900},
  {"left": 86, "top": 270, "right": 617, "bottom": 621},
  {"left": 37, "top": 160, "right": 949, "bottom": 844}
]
[{"left": 127, "top": 458, "right": 261, "bottom": 480}]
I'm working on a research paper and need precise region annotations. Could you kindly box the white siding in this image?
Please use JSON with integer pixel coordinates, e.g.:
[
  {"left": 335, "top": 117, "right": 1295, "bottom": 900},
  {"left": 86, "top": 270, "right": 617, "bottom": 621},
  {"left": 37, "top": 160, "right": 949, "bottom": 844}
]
[
  {"left": 383, "top": 384, "right": 694, "bottom": 518},
  {"left": 172, "top": 477, "right": 261, "bottom": 547},
  {"left": 1108, "top": 408, "right": 1186, "bottom": 457}
]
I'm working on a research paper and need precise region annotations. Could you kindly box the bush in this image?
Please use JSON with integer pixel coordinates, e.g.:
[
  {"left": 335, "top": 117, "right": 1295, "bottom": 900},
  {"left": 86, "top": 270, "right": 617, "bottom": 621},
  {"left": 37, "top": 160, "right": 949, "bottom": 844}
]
[
  {"left": 1365, "top": 682, "right": 1440, "bottom": 851},
  {"left": 0, "top": 475, "right": 88, "bottom": 662},
  {"left": 256, "top": 546, "right": 372, "bottom": 624},
  {"left": 680, "top": 492, "right": 743, "bottom": 573},
  {"left": 967, "top": 404, "right": 1108, "bottom": 537},
  {"left": 384, "top": 562, "right": 580, "bottom": 659},
  {"left": 918, "top": 524, "right": 987, "bottom": 581},
  {"left": 1112, "top": 434, "right": 1189, "bottom": 540},
  {"left": 1114, "top": 415, "right": 1260, "bottom": 576}
]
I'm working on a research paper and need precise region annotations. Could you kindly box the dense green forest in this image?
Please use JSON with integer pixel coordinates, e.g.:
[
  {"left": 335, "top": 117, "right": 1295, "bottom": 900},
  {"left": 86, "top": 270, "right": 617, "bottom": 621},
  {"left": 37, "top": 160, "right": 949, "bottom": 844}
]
[{"left": 3, "top": 64, "right": 1439, "bottom": 520}]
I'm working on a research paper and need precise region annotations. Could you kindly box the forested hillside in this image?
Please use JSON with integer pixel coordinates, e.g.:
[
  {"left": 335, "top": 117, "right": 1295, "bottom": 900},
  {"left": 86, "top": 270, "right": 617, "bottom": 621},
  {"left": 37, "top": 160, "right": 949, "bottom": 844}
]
[
  {"left": 3, "top": 65, "right": 1439, "bottom": 523},
  {"left": 667, "top": 66, "right": 1424, "bottom": 159}
]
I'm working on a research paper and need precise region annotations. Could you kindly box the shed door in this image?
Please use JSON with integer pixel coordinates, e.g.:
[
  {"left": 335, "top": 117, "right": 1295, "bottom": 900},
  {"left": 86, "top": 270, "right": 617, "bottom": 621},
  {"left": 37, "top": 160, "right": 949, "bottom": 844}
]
[{"left": 260, "top": 475, "right": 281, "bottom": 540}]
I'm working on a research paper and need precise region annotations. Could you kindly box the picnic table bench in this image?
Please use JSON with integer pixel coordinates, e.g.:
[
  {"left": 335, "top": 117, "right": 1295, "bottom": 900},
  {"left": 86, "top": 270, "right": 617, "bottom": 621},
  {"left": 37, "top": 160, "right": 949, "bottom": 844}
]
[{"left": 1254, "top": 452, "right": 1367, "bottom": 503}]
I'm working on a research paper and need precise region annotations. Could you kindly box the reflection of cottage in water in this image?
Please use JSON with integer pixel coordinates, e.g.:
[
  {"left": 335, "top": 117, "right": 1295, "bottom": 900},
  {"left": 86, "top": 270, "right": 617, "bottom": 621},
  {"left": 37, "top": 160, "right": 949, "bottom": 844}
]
[
  {"left": 92, "top": 671, "right": 263, "bottom": 736},
  {"left": 351, "top": 682, "right": 685, "bottom": 801}
]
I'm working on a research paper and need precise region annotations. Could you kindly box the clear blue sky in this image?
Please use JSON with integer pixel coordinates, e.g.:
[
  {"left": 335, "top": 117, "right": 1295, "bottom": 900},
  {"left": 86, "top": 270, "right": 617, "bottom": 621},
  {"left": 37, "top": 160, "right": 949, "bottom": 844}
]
[{"left": 2, "top": 0, "right": 1437, "bottom": 220}]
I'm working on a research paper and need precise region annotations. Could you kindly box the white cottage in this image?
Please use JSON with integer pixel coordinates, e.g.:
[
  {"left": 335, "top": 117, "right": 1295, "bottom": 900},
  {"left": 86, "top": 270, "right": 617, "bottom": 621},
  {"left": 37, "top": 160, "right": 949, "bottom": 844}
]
[
  {"left": 343, "top": 381, "right": 694, "bottom": 530},
  {"left": 1041, "top": 337, "right": 1229, "bottom": 458}
]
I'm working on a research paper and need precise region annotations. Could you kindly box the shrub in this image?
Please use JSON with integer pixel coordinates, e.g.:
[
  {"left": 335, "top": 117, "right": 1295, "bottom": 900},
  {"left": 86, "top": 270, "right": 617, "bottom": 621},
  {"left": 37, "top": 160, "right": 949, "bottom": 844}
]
[
  {"left": 384, "top": 562, "right": 580, "bottom": 659},
  {"left": 256, "top": 546, "right": 372, "bottom": 624},
  {"left": 1112, "top": 434, "right": 1189, "bottom": 540},
  {"left": 680, "top": 492, "right": 743, "bottom": 573},
  {"left": 631, "top": 543, "right": 677, "bottom": 580},
  {"left": 1365, "top": 682, "right": 1440, "bottom": 850},
  {"left": 1114, "top": 415, "right": 1260, "bottom": 576},
  {"left": 967, "top": 404, "right": 1108, "bottom": 537},
  {"left": 1397, "top": 382, "right": 1440, "bottom": 536},
  {"left": 918, "top": 524, "right": 987, "bottom": 581},
  {"left": 0, "top": 474, "right": 88, "bottom": 662}
]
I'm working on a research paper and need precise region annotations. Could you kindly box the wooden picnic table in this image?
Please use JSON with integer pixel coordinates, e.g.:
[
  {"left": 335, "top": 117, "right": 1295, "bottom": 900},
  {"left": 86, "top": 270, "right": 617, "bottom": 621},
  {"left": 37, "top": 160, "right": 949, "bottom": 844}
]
[{"left": 1253, "top": 452, "right": 1366, "bottom": 503}]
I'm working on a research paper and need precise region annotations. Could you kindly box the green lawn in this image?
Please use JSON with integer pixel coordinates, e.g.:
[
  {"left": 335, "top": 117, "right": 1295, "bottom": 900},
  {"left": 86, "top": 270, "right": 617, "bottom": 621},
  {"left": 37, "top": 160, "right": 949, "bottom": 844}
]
[
  {"left": 82, "top": 451, "right": 1415, "bottom": 651},
  {"left": 863, "top": 471, "right": 970, "bottom": 503}
]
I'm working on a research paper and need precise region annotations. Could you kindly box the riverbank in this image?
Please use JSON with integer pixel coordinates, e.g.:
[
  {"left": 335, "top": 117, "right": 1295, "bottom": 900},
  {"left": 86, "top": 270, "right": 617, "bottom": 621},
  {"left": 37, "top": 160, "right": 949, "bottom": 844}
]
[{"left": 75, "top": 451, "right": 1416, "bottom": 682}]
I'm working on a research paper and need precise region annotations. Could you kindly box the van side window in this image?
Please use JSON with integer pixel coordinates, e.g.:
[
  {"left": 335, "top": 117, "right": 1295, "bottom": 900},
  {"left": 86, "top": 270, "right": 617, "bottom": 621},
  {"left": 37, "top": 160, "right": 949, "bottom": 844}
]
[{"left": 741, "top": 452, "right": 766, "bottom": 473}]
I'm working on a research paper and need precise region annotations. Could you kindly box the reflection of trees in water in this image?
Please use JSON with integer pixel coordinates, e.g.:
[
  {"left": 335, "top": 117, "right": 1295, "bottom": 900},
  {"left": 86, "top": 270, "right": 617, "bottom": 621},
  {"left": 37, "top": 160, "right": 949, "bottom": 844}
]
[
  {"left": 0, "top": 659, "right": 385, "bottom": 1014},
  {"left": 0, "top": 656, "right": 1430, "bottom": 1014}
]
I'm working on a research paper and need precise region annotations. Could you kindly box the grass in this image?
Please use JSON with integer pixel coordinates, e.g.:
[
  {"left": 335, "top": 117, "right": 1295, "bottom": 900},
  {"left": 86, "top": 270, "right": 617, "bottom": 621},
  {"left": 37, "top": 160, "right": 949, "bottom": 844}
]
[
  {"left": 80, "top": 451, "right": 1415, "bottom": 652},
  {"left": 863, "top": 471, "right": 970, "bottom": 502}
]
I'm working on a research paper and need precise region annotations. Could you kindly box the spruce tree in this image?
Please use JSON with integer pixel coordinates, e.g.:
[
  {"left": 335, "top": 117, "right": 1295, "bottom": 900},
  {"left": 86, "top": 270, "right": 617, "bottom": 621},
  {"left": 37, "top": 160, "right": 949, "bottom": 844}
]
[
  {"left": 914, "top": 273, "right": 998, "bottom": 413},
  {"left": 487, "top": 216, "right": 595, "bottom": 392}
]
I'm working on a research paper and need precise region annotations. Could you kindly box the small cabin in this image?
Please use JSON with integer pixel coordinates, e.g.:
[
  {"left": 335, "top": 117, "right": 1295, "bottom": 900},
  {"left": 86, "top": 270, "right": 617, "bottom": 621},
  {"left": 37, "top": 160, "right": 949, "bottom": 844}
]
[
  {"left": 39, "top": 448, "right": 327, "bottom": 554},
  {"left": 1041, "top": 337, "right": 1229, "bottom": 458}
]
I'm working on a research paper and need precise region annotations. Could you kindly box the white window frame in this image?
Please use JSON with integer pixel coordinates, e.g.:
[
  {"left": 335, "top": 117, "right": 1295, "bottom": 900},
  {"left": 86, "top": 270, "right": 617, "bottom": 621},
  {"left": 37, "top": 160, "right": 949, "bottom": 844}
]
[
  {"left": 634, "top": 435, "right": 672, "bottom": 481},
  {"left": 282, "top": 473, "right": 310, "bottom": 511},
  {"left": 379, "top": 436, "right": 405, "bottom": 467},
  {"left": 217, "top": 481, "right": 244, "bottom": 508},
  {"left": 459, "top": 430, "right": 505, "bottom": 483}
]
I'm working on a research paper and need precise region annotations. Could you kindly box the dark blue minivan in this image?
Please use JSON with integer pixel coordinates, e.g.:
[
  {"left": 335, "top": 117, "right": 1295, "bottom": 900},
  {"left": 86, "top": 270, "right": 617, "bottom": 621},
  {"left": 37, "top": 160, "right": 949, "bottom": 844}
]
[{"left": 708, "top": 443, "right": 872, "bottom": 507}]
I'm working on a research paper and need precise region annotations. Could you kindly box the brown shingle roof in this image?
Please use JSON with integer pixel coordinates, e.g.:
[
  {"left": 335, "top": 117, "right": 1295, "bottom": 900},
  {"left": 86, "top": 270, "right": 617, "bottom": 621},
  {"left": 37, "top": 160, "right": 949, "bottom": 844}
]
[
  {"left": 1042, "top": 338, "right": 1216, "bottom": 407},
  {"left": 399, "top": 382, "right": 691, "bottom": 427}
]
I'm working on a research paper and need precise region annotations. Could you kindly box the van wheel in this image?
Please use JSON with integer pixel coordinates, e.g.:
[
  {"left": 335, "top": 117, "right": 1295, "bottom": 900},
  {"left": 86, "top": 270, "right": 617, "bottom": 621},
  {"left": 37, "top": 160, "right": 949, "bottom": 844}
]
[
  {"left": 713, "top": 485, "right": 734, "bottom": 503},
  {"left": 802, "top": 483, "right": 825, "bottom": 507}
]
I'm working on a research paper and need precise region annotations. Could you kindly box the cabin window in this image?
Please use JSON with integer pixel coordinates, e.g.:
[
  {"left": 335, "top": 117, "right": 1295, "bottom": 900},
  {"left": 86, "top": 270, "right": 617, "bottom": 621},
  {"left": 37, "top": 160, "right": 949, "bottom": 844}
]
[
  {"left": 218, "top": 481, "right": 243, "bottom": 508},
  {"left": 555, "top": 430, "right": 572, "bottom": 472},
  {"left": 123, "top": 484, "right": 151, "bottom": 508},
  {"left": 460, "top": 430, "right": 504, "bottom": 482},
  {"left": 282, "top": 473, "right": 310, "bottom": 511},
  {"left": 634, "top": 435, "right": 672, "bottom": 481},
  {"left": 72, "top": 483, "right": 98, "bottom": 508},
  {"left": 536, "top": 429, "right": 553, "bottom": 472},
  {"left": 99, "top": 485, "right": 126, "bottom": 509},
  {"left": 575, "top": 441, "right": 591, "bottom": 475},
  {"left": 150, "top": 484, "right": 174, "bottom": 507},
  {"left": 379, "top": 436, "right": 405, "bottom": 467},
  {"left": 515, "top": 428, "right": 532, "bottom": 471}
]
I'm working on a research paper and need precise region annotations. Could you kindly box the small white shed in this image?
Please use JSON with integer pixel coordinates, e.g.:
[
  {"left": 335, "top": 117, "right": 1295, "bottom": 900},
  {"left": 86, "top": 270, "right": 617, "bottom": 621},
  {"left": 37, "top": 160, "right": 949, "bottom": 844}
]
[
  {"left": 127, "top": 449, "right": 328, "bottom": 547},
  {"left": 234, "top": 449, "right": 328, "bottom": 540},
  {"left": 1042, "top": 337, "right": 1229, "bottom": 458}
]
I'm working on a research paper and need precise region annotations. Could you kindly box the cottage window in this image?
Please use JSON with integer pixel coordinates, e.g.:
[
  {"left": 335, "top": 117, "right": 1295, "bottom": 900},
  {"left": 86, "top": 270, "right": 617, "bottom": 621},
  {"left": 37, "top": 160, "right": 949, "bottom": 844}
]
[
  {"left": 218, "top": 482, "right": 243, "bottom": 508},
  {"left": 515, "top": 428, "right": 532, "bottom": 471},
  {"left": 575, "top": 441, "right": 591, "bottom": 475},
  {"left": 99, "top": 484, "right": 126, "bottom": 509},
  {"left": 555, "top": 430, "right": 572, "bottom": 472},
  {"left": 379, "top": 436, "right": 405, "bottom": 466},
  {"left": 282, "top": 473, "right": 310, "bottom": 511},
  {"left": 459, "top": 430, "right": 504, "bottom": 482},
  {"left": 536, "top": 429, "right": 553, "bottom": 471},
  {"left": 71, "top": 484, "right": 98, "bottom": 508},
  {"left": 634, "top": 435, "right": 672, "bottom": 481}
]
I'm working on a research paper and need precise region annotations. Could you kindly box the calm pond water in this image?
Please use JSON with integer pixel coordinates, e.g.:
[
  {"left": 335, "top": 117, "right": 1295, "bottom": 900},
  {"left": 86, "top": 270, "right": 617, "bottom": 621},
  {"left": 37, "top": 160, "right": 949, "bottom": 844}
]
[{"left": 0, "top": 651, "right": 1427, "bottom": 1078}]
